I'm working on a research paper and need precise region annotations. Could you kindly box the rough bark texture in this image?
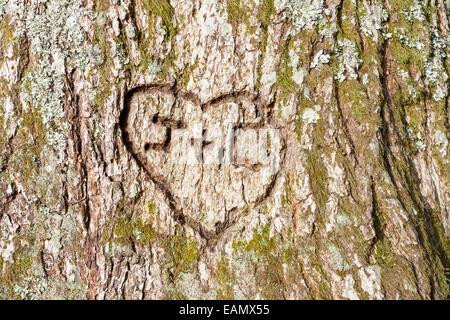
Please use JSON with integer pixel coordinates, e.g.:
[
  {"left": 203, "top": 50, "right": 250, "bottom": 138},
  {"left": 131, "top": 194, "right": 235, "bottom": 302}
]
[{"left": 0, "top": 0, "right": 448, "bottom": 300}]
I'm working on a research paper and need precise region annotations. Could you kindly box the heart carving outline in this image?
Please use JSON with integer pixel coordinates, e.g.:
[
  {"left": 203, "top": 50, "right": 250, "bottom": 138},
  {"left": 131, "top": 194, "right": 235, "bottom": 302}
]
[{"left": 120, "top": 83, "right": 286, "bottom": 243}]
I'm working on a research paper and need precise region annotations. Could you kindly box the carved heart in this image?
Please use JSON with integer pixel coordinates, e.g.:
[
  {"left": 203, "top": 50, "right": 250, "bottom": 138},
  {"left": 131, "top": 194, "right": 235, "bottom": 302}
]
[{"left": 121, "top": 84, "right": 284, "bottom": 239}]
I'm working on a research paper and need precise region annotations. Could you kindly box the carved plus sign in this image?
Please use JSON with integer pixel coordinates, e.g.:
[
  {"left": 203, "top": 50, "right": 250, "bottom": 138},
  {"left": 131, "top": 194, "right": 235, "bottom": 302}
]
[{"left": 189, "top": 130, "right": 214, "bottom": 163}]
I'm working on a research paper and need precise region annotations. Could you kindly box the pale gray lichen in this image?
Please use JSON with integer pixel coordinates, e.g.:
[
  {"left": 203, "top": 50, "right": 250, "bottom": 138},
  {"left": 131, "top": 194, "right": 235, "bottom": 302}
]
[
  {"left": 17, "top": 0, "right": 102, "bottom": 163},
  {"left": 334, "top": 39, "right": 361, "bottom": 82},
  {"left": 434, "top": 130, "right": 448, "bottom": 156},
  {"left": 342, "top": 274, "right": 359, "bottom": 299},
  {"left": 394, "top": 28, "right": 425, "bottom": 51},
  {"left": 406, "top": 127, "right": 427, "bottom": 151},
  {"left": 274, "top": 0, "right": 287, "bottom": 12},
  {"left": 0, "top": 0, "right": 7, "bottom": 21},
  {"left": 303, "top": 87, "right": 311, "bottom": 101},
  {"left": 261, "top": 71, "right": 278, "bottom": 88},
  {"left": 318, "top": 16, "right": 337, "bottom": 38},
  {"left": 176, "top": 272, "right": 216, "bottom": 299},
  {"left": 401, "top": 2, "right": 425, "bottom": 23},
  {"left": 302, "top": 106, "right": 320, "bottom": 124},
  {"left": 415, "top": 141, "right": 426, "bottom": 151},
  {"left": 361, "top": 73, "right": 369, "bottom": 85},
  {"left": 155, "top": 20, "right": 167, "bottom": 37},
  {"left": 358, "top": 2, "right": 389, "bottom": 43},
  {"left": 398, "top": 68, "right": 418, "bottom": 100},
  {"left": 358, "top": 266, "right": 382, "bottom": 299},
  {"left": 110, "top": 40, "right": 130, "bottom": 68},
  {"left": 13, "top": 273, "right": 48, "bottom": 300},
  {"left": 310, "top": 49, "right": 330, "bottom": 70},
  {"left": 288, "top": 49, "right": 307, "bottom": 85},
  {"left": 125, "top": 23, "right": 136, "bottom": 39},
  {"left": 336, "top": 213, "right": 352, "bottom": 226},
  {"left": 424, "top": 57, "right": 448, "bottom": 102},
  {"left": 430, "top": 28, "right": 447, "bottom": 61},
  {"left": 285, "top": 0, "right": 324, "bottom": 32},
  {"left": 414, "top": 132, "right": 426, "bottom": 151},
  {"left": 328, "top": 244, "right": 350, "bottom": 272},
  {"left": 148, "top": 61, "right": 162, "bottom": 79},
  {"left": 382, "top": 32, "right": 393, "bottom": 40},
  {"left": 422, "top": 28, "right": 449, "bottom": 102},
  {"left": 334, "top": 212, "right": 352, "bottom": 232}
]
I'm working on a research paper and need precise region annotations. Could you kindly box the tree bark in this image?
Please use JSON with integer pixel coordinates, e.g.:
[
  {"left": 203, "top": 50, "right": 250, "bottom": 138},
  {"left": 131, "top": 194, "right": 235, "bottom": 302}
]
[{"left": 0, "top": 0, "right": 448, "bottom": 299}]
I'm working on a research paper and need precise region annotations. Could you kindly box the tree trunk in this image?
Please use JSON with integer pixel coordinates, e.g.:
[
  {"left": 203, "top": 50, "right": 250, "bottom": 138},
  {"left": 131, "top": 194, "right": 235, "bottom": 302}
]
[{"left": 0, "top": 0, "right": 448, "bottom": 300}]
